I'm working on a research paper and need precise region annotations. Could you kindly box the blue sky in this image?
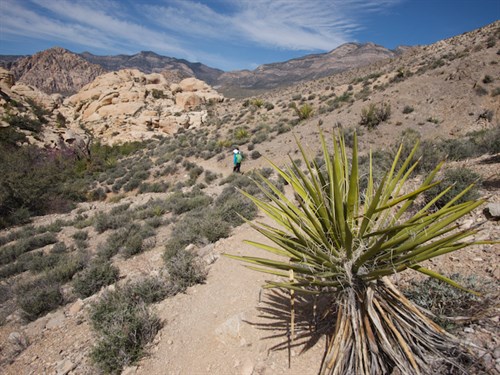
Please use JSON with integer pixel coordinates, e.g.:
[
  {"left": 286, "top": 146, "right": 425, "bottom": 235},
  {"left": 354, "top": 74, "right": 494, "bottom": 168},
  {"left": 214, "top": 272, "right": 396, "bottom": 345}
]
[{"left": 0, "top": 0, "right": 498, "bottom": 71}]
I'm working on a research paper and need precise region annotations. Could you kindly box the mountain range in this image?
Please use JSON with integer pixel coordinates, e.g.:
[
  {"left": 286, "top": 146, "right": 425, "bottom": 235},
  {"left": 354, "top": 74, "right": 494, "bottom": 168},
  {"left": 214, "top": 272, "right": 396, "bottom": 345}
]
[{"left": 0, "top": 42, "right": 403, "bottom": 98}]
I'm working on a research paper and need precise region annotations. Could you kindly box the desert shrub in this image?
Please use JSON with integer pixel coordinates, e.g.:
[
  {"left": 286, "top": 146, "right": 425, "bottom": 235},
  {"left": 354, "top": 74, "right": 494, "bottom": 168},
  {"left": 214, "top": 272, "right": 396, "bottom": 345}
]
[
  {"left": 492, "top": 87, "right": 500, "bottom": 97},
  {"left": 274, "top": 122, "right": 292, "bottom": 134},
  {"left": 89, "top": 187, "right": 107, "bottom": 201},
  {"left": 292, "top": 103, "right": 313, "bottom": 120},
  {"left": 0, "top": 261, "right": 27, "bottom": 279},
  {"left": 26, "top": 252, "right": 62, "bottom": 273},
  {"left": 72, "top": 261, "right": 120, "bottom": 298},
  {"left": 251, "top": 131, "right": 269, "bottom": 144},
  {"left": 264, "top": 102, "right": 274, "bottom": 111},
  {"left": 46, "top": 254, "right": 85, "bottom": 283},
  {"left": 402, "top": 105, "right": 414, "bottom": 114},
  {"left": 474, "top": 85, "right": 488, "bottom": 96},
  {"left": 16, "top": 278, "right": 64, "bottom": 321},
  {"left": 121, "top": 225, "right": 156, "bottom": 259},
  {"left": 424, "top": 167, "right": 481, "bottom": 210},
  {"left": 215, "top": 186, "right": 258, "bottom": 226},
  {"left": 188, "top": 166, "right": 204, "bottom": 184},
  {"left": 482, "top": 75, "right": 493, "bottom": 84},
  {"left": 0, "top": 146, "right": 85, "bottom": 228},
  {"left": 204, "top": 170, "right": 219, "bottom": 184},
  {"left": 165, "top": 249, "right": 207, "bottom": 291},
  {"left": 165, "top": 190, "right": 212, "bottom": 215},
  {"left": 0, "top": 232, "right": 58, "bottom": 266},
  {"left": 403, "top": 274, "right": 488, "bottom": 328},
  {"left": 93, "top": 211, "right": 132, "bottom": 233},
  {"left": 4, "top": 113, "right": 43, "bottom": 132},
  {"left": 89, "top": 285, "right": 162, "bottom": 374},
  {"left": 72, "top": 231, "right": 88, "bottom": 241},
  {"left": 251, "top": 150, "right": 261, "bottom": 159},
  {"left": 138, "top": 182, "right": 169, "bottom": 194},
  {"left": 360, "top": 102, "right": 391, "bottom": 129}
]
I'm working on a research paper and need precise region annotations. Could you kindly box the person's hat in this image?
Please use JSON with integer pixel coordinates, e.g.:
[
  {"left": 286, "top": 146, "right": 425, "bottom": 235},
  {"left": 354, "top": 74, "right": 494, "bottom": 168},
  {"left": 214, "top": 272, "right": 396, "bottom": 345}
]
[{"left": 233, "top": 149, "right": 239, "bottom": 154}]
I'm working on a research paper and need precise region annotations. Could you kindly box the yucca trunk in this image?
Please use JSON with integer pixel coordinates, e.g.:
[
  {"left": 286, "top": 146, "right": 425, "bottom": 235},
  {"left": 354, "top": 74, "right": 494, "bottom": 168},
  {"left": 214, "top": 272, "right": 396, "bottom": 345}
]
[{"left": 321, "top": 277, "right": 456, "bottom": 375}]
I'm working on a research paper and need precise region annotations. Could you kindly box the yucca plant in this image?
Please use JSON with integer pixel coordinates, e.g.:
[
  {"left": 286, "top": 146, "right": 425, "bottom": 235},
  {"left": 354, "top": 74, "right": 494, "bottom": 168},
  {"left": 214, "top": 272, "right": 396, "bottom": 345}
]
[{"left": 226, "top": 130, "right": 495, "bottom": 374}]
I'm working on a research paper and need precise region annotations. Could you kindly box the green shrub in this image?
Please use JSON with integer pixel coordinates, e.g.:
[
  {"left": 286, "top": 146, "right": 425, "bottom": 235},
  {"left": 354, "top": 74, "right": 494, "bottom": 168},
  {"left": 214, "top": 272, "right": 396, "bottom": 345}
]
[
  {"left": 165, "top": 249, "right": 207, "bottom": 291},
  {"left": 294, "top": 103, "right": 314, "bottom": 120},
  {"left": 165, "top": 190, "right": 212, "bottom": 215},
  {"left": 251, "top": 150, "right": 261, "bottom": 159},
  {"left": 0, "top": 232, "right": 58, "bottom": 266},
  {"left": 72, "top": 261, "right": 120, "bottom": 298},
  {"left": 46, "top": 254, "right": 85, "bottom": 283},
  {"left": 204, "top": 170, "right": 219, "bottom": 184},
  {"left": 403, "top": 274, "right": 489, "bottom": 328},
  {"left": 482, "top": 75, "right": 493, "bottom": 84},
  {"left": 402, "top": 105, "right": 414, "bottom": 114},
  {"left": 89, "top": 285, "right": 162, "bottom": 374},
  {"left": 16, "top": 278, "right": 64, "bottom": 321},
  {"left": 360, "top": 102, "right": 391, "bottom": 129},
  {"left": 215, "top": 186, "right": 258, "bottom": 226},
  {"left": 72, "top": 231, "right": 88, "bottom": 241},
  {"left": 0, "top": 146, "right": 86, "bottom": 228},
  {"left": 424, "top": 167, "right": 481, "bottom": 210},
  {"left": 93, "top": 212, "right": 132, "bottom": 233}
]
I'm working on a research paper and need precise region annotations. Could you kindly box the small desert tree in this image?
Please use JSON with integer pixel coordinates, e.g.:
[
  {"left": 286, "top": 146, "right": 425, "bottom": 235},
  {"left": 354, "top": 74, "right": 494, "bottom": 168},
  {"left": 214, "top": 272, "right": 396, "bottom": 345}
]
[{"left": 227, "top": 130, "right": 494, "bottom": 374}]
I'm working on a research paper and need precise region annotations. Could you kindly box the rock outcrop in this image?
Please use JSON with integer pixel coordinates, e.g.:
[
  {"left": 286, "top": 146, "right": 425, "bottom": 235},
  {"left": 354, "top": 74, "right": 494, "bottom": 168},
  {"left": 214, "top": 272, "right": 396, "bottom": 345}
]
[
  {"left": 10, "top": 47, "right": 106, "bottom": 95},
  {"left": 0, "top": 67, "right": 89, "bottom": 149},
  {"left": 61, "top": 70, "right": 224, "bottom": 144}
]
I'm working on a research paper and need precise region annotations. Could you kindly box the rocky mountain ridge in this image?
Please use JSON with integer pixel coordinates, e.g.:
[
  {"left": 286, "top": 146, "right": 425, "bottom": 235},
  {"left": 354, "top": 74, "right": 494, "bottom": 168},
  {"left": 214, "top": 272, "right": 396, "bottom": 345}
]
[
  {"left": 7, "top": 47, "right": 106, "bottom": 96},
  {"left": 216, "top": 42, "right": 400, "bottom": 96},
  {"left": 1, "top": 42, "right": 403, "bottom": 98}
]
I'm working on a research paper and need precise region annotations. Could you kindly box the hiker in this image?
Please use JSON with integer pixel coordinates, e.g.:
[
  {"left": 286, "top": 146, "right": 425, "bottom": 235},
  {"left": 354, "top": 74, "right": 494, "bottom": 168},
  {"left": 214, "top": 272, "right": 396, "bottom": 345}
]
[{"left": 233, "top": 148, "right": 243, "bottom": 173}]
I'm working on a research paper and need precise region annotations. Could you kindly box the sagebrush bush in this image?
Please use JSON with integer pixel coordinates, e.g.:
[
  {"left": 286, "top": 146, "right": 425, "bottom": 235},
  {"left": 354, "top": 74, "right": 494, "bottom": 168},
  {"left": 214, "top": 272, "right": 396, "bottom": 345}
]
[
  {"left": 424, "top": 167, "right": 481, "bottom": 210},
  {"left": 215, "top": 186, "right": 258, "bottom": 226},
  {"left": 0, "top": 232, "right": 58, "bottom": 266},
  {"left": 165, "top": 190, "right": 212, "bottom": 215},
  {"left": 16, "top": 278, "right": 64, "bottom": 321},
  {"left": 89, "top": 285, "right": 162, "bottom": 374},
  {"left": 165, "top": 249, "right": 207, "bottom": 291},
  {"left": 403, "top": 274, "right": 490, "bottom": 328},
  {"left": 72, "top": 261, "right": 120, "bottom": 298}
]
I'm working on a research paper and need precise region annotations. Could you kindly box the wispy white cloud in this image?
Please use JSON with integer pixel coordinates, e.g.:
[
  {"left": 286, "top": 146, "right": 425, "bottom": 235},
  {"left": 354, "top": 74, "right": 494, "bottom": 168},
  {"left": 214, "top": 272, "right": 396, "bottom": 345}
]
[
  {"left": 144, "top": 0, "right": 402, "bottom": 51},
  {"left": 0, "top": 0, "right": 402, "bottom": 68}
]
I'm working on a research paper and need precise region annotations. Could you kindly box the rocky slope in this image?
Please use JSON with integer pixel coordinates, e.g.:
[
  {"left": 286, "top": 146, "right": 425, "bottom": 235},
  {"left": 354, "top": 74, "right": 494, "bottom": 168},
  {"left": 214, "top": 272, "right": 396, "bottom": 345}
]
[
  {"left": 0, "top": 67, "right": 89, "bottom": 150},
  {"left": 217, "top": 42, "right": 399, "bottom": 97},
  {"left": 9, "top": 47, "right": 107, "bottom": 96},
  {"left": 60, "top": 70, "right": 224, "bottom": 144}
]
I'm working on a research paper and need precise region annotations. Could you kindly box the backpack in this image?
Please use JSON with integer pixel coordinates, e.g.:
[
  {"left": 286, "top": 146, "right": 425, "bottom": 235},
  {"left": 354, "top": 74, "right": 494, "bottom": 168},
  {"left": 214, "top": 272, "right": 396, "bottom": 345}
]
[{"left": 235, "top": 153, "right": 243, "bottom": 163}]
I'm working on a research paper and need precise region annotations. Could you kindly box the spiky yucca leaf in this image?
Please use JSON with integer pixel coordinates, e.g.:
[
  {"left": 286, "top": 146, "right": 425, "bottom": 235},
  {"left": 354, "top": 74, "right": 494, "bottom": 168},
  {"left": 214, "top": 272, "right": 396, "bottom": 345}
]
[{"left": 225, "top": 130, "right": 495, "bottom": 375}]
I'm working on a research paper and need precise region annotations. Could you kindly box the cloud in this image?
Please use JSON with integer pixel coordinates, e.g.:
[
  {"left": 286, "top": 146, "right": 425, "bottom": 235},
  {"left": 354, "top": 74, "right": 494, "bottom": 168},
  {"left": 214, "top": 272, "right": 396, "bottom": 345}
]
[
  {"left": 143, "top": 0, "right": 402, "bottom": 51},
  {"left": 0, "top": 0, "right": 402, "bottom": 69}
]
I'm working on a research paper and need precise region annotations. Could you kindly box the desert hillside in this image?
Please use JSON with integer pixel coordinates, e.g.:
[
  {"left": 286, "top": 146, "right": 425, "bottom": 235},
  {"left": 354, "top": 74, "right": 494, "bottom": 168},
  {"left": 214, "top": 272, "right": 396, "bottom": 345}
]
[{"left": 0, "top": 21, "right": 499, "bottom": 375}]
